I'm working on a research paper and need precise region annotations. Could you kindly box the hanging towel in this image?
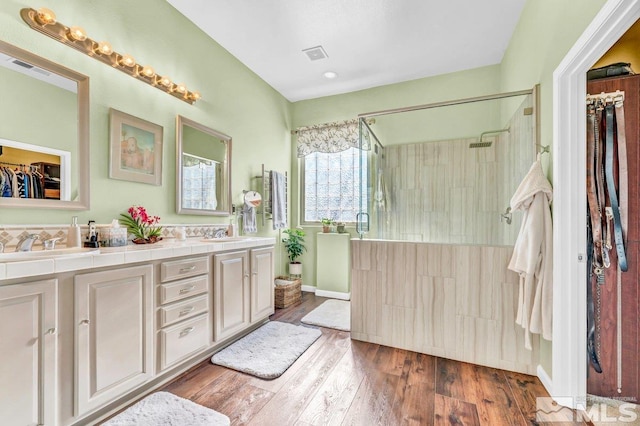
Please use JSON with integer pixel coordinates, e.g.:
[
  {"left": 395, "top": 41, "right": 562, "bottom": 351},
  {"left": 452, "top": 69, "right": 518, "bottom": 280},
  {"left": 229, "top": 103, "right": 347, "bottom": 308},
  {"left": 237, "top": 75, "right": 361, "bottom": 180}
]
[
  {"left": 243, "top": 206, "right": 257, "bottom": 234},
  {"left": 270, "top": 171, "right": 287, "bottom": 230},
  {"left": 508, "top": 158, "right": 553, "bottom": 350}
]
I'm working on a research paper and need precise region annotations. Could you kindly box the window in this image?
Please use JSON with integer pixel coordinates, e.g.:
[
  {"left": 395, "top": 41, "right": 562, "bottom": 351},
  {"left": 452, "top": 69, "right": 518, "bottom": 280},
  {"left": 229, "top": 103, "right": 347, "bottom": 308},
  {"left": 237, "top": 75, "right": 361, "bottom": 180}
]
[
  {"left": 303, "top": 147, "right": 367, "bottom": 223},
  {"left": 182, "top": 153, "right": 218, "bottom": 210}
]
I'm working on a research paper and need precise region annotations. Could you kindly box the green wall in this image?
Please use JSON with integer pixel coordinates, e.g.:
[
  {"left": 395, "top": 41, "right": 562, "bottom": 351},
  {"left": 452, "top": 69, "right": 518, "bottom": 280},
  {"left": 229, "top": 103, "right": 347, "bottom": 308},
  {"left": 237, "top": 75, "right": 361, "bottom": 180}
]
[{"left": 0, "top": 0, "right": 292, "bottom": 236}]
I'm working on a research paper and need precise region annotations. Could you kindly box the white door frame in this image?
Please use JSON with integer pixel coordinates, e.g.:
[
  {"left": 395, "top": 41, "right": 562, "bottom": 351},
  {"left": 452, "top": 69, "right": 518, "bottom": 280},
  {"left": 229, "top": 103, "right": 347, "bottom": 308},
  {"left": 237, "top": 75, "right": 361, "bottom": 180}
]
[{"left": 552, "top": 0, "right": 640, "bottom": 408}]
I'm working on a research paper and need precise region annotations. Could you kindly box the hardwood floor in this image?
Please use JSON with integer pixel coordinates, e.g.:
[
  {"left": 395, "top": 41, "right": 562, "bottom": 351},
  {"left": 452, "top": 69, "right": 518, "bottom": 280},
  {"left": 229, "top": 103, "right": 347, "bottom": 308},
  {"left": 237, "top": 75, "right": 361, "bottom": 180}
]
[{"left": 162, "top": 292, "right": 588, "bottom": 425}]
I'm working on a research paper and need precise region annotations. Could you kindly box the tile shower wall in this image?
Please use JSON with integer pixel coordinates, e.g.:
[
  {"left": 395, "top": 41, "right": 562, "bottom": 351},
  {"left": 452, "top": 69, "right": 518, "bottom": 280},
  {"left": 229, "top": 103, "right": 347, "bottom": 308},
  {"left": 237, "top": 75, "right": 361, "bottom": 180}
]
[{"left": 381, "top": 97, "right": 534, "bottom": 245}]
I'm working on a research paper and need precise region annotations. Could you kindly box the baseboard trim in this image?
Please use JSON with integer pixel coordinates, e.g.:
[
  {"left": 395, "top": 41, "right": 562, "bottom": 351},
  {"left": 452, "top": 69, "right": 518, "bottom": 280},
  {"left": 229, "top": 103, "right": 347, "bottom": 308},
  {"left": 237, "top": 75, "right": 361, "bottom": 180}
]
[
  {"left": 537, "top": 364, "right": 553, "bottom": 395},
  {"left": 315, "top": 289, "right": 351, "bottom": 300},
  {"left": 301, "top": 285, "right": 316, "bottom": 293}
]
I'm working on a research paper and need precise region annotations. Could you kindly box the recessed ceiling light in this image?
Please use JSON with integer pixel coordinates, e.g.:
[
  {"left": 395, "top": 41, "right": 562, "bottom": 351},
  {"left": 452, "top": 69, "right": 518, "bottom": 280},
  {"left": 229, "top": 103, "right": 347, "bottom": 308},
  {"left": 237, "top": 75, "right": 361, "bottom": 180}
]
[{"left": 323, "top": 71, "right": 338, "bottom": 79}]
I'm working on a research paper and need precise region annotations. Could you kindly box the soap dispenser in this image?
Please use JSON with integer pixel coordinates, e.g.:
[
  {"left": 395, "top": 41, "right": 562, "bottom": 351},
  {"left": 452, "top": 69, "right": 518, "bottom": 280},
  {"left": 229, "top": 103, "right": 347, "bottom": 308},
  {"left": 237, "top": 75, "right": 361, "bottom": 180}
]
[{"left": 67, "top": 216, "right": 81, "bottom": 248}]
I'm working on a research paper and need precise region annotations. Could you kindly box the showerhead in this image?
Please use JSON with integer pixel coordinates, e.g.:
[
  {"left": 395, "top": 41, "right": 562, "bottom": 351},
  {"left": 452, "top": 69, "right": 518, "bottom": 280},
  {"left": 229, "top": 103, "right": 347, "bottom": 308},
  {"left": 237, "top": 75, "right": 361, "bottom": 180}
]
[
  {"left": 469, "top": 141, "right": 493, "bottom": 148},
  {"left": 470, "top": 127, "right": 510, "bottom": 148}
]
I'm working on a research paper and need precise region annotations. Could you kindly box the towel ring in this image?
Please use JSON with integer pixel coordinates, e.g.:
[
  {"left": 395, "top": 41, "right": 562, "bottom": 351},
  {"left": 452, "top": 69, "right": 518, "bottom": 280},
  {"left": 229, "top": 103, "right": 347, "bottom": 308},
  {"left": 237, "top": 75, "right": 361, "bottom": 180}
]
[{"left": 243, "top": 191, "right": 262, "bottom": 208}]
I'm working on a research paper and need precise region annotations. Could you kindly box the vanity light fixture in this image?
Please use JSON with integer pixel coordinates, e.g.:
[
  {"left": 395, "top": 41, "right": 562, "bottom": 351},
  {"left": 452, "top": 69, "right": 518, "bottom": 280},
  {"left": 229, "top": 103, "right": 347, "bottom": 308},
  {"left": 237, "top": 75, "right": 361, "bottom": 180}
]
[{"left": 20, "top": 7, "right": 200, "bottom": 104}]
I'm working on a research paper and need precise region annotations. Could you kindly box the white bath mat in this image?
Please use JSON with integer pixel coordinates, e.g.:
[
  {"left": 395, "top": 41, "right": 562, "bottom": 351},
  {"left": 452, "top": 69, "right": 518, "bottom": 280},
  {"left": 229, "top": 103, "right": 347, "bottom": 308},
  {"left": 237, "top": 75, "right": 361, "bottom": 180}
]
[
  {"left": 102, "top": 391, "right": 230, "bottom": 426},
  {"left": 211, "top": 321, "right": 321, "bottom": 379},
  {"left": 301, "top": 299, "right": 351, "bottom": 331}
]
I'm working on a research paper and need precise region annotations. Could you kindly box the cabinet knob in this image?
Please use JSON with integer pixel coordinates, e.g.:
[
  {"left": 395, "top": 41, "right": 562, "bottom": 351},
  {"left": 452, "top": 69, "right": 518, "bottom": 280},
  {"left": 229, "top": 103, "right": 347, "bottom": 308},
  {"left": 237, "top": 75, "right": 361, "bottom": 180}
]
[
  {"left": 45, "top": 328, "right": 56, "bottom": 335},
  {"left": 244, "top": 273, "right": 249, "bottom": 278},
  {"left": 80, "top": 319, "right": 90, "bottom": 325}
]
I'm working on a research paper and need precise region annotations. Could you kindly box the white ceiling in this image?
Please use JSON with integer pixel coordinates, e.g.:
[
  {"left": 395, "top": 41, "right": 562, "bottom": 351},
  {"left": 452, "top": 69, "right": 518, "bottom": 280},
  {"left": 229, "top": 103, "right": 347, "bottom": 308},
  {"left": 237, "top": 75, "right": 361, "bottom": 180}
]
[{"left": 167, "top": 0, "right": 527, "bottom": 102}]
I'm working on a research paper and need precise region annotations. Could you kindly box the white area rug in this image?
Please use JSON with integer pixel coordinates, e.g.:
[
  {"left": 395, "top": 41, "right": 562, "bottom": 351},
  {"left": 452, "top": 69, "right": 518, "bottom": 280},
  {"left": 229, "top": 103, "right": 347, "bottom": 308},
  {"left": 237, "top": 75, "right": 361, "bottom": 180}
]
[
  {"left": 211, "top": 321, "right": 322, "bottom": 379},
  {"left": 301, "top": 299, "right": 351, "bottom": 331},
  {"left": 102, "top": 391, "right": 230, "bottom": 426}
]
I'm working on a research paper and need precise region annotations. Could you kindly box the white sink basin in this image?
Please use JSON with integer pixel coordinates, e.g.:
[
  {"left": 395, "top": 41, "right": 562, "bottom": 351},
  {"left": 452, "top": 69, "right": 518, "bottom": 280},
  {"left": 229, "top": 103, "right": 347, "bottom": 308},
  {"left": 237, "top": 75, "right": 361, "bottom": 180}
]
[{"left": 0, "top": 247, "right": 100, "bottom": 262}]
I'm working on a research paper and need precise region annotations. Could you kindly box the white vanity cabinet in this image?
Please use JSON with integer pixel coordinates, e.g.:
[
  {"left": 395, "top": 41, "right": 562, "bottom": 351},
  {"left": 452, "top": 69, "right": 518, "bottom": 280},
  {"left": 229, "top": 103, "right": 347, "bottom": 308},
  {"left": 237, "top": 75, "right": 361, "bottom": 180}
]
[
  {"left": 157, "top": 257, "right": 210, "bottom": 372},
  {"left": 213, "top": 250, "right": 250, "bottom": 341},
  {"left": 250, "top": 246, "right": 275, "bottom": 323},
  {"left": 0, "top": 279, "right": 57, "bottom": 426},
  {"left": 74, "top": 265, "right": 154, "bottom": 417},
  {"left": 213, "top": 246, "right": 275, "bottom": 341}
]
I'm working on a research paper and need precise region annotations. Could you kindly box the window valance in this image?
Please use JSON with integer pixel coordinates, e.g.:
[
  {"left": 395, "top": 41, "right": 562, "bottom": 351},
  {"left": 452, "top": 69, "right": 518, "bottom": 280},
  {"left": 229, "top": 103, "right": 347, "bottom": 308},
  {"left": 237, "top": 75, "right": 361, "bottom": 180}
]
[{"left": 295, "top": 119, "right": 371, "bottom": 157}]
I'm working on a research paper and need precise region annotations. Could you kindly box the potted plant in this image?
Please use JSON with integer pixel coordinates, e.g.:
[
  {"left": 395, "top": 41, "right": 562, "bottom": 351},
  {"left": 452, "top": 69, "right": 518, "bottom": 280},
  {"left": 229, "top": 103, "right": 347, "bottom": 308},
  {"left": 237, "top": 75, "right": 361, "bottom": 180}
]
[
  {"left": 282, "top": 228, "right": 306, "bottom": 276},
  {"left": 321, "top": 217, "right": 332, "bottom": 233}
]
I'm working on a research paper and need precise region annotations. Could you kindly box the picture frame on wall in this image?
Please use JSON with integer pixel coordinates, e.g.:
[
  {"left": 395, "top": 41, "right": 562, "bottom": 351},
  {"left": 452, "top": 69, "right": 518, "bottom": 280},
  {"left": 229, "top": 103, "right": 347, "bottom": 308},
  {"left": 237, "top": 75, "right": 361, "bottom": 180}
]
[{"left": 109, "top": 108, "right": 163, "bottom": 186}]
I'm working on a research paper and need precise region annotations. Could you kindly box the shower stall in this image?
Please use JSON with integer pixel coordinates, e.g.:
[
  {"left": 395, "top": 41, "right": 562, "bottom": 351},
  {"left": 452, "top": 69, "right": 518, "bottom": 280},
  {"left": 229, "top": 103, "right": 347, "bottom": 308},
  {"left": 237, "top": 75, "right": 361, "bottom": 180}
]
[{"left": 351, "top": 87, "right": 545, "bottom": 374}]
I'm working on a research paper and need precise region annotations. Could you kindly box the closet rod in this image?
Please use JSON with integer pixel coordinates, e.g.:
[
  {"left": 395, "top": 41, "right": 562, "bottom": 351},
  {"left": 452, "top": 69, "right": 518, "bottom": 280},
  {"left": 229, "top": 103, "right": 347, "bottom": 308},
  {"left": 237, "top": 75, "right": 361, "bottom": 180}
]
[
  {"left": 0, "top": 161, "right": 38, "bottom": 169},
  {"left": 358, "top": 88, "right": 533, "bottom": 119}
]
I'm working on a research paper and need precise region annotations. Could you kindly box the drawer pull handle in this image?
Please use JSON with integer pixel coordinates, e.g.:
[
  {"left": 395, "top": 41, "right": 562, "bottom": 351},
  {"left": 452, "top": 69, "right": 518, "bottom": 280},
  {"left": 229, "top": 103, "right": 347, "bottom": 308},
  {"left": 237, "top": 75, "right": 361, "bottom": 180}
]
[
  {"left": 179, "top": 265, "right": 197, "bottom": 273},
  {"left": 179, "top": 306, "right": 195, "bottom": 316},
  {"left": 180, "top": 326, "right": 195, "bottom": 336},
  {"left": 179, "top": 285, "right": 196, "bottom": 294},
  {"left": 46, "top": 328, "right": 56, "bottom": 335},
  {"left": 80, "top": 319, "right": 90, "bottom": 325}
]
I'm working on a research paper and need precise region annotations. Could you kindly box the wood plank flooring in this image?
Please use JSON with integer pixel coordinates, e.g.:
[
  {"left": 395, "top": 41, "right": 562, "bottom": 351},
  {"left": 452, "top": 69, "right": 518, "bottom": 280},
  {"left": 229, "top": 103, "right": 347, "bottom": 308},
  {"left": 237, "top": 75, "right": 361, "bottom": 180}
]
[{"left": 161, "top": 292, "right": 588, "bottom": 425}]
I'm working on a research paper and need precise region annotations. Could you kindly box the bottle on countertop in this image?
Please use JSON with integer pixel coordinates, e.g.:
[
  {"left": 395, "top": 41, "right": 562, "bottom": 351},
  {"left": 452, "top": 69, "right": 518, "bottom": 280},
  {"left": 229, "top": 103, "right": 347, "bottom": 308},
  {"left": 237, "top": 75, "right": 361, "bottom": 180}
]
[{"left": 67, "top": 216, "right": 81, "bottom": 248}]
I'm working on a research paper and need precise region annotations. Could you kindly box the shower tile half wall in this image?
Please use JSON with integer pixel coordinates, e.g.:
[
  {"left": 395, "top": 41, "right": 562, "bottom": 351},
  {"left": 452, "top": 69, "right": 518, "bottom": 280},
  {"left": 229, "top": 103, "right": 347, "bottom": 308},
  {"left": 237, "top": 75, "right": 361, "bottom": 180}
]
[{"left": 351, "top": 239, "right": 539, "bottom": 375}]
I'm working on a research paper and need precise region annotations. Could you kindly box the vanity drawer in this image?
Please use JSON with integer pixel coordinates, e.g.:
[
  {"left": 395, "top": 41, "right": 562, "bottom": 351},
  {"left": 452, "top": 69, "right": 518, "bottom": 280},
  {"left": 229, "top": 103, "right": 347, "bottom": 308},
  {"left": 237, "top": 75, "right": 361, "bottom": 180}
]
[
  {"left": 159, "top": 275, "right": 208, "bottom": 305},
  {"left": 160, "top": 256, "right": 209, "bottom": 283},
  {"left": 158, "top": 314, "right": 209, "bottom": 371},
  {"left": 158, "top": 294, "right": 208, "bottom": 328}
]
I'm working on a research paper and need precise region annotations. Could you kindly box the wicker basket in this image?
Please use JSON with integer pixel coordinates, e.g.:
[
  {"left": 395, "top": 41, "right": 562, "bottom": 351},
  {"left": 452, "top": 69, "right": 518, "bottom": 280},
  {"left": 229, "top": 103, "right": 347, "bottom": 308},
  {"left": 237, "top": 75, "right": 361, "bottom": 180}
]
[{"left": 274, "top": 276, "right": 302, "bottom": 309}]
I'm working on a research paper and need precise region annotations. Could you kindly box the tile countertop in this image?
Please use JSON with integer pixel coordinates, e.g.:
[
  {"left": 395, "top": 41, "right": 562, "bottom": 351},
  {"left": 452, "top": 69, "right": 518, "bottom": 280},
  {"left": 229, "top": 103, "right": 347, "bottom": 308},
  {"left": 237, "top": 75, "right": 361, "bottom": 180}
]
[{"left": 0, "top": 236, "right": 276, "bottom": 282}]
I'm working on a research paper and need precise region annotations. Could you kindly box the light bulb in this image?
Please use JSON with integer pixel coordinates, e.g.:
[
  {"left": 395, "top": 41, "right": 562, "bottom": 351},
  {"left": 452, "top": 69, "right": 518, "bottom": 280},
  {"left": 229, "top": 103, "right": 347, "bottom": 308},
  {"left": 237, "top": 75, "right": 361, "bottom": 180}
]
[
  {"left": 119, "top": 54, "right": 136, "bottom": 68},
  {"left": 35, "top": 7, "right": 56, "bottom": 25},
  {"left": 96, "top": 41, "right": 113, "bottom": 55},
  {"left": 158, "top": 75, "right": 172, "bottom": 87},
  {"left": 191, "top": 91, "right": 202, "bottom": 101},
  {"left": 175, "top": 83, "right": 187, "bottom": 94},
  {"left": 67, "top": 26, "right": 87, "bottom": 42},
  {"left": 140, "top": 65, "right": 155, "bottom": 78}
]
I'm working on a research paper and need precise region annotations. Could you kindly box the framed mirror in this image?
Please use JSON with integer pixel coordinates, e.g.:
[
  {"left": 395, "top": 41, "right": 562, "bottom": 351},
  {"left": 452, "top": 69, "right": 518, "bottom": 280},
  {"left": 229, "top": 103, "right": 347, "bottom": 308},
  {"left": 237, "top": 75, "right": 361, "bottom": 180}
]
[
  {"left": 176, "top": 116, "right": 232, "bottom": 216},
  {"left": 0, "top": 40, "right": 90, "bottom": 209}
]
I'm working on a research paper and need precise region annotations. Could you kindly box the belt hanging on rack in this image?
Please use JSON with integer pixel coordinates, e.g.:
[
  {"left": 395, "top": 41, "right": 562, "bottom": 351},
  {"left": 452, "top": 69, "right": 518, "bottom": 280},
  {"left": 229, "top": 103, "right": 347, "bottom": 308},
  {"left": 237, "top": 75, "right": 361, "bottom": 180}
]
[{"left": 604, "top": 102, "right": 628, "bottom": 271}]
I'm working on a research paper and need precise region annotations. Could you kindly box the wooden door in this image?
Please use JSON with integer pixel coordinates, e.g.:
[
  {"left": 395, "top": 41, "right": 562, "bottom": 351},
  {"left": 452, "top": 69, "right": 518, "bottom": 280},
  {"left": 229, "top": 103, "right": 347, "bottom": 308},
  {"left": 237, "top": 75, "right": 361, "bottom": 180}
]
[
  {"left": 74, "top": 265, "right": 153, "bottom": 416},
  {"left": 250, "top": 246, "right": 275, "bottom": 323},
  {"left": 0, "top": 279, "right": 57, "bottom": 426}
]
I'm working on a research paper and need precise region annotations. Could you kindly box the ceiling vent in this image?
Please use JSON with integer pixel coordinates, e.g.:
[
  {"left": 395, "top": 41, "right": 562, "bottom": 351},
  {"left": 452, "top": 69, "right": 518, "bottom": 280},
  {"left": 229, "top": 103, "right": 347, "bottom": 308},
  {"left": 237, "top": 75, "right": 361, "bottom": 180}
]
[{"left": 302, "top": 45, "right": 328, "bottom": 61}]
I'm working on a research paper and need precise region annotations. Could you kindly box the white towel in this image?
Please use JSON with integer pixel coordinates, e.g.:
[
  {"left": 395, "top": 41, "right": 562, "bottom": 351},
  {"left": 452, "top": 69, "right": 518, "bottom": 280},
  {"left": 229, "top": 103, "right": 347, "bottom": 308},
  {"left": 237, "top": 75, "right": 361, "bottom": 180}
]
[
  {"left": 243, "top": 206, "right": 257, "bottom": 234},
  {"left": 270, "top": 171, "right": 287, "bottom": 230},
  {"left": 508, "top": 159, "right": 553, "bottom": 350}
]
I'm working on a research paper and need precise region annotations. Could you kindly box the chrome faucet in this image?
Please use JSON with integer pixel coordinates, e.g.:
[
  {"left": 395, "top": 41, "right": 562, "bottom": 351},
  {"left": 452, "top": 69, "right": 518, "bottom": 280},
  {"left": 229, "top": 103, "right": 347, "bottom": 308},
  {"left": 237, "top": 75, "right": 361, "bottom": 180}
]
[
  {"left": 214, "top": 228, "right": 227, "bottom": 238},
  {"left": 15, "top": 234, "right": 40, "bottom": 252},
  {"left": 43, "top": 237, "right": 61, "bottom": 250}
]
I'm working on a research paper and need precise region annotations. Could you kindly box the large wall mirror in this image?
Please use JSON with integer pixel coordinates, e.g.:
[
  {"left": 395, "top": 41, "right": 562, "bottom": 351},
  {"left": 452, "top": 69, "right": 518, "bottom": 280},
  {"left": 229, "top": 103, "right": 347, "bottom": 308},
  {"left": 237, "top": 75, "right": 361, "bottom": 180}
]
[
  {"left": 0, "top": 40, "right": 89, "bottom": 210},
  {"left": 176, "top": 116, "right": 231, "bottom": 216}
]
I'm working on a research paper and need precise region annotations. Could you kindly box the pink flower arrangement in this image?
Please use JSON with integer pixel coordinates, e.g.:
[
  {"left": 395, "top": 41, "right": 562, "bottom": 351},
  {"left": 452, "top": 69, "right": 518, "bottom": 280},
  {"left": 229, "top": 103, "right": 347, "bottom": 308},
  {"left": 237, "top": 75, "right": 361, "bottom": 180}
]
[{"left": 119, "top": 205, "right": 162, "bottom": 242}]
